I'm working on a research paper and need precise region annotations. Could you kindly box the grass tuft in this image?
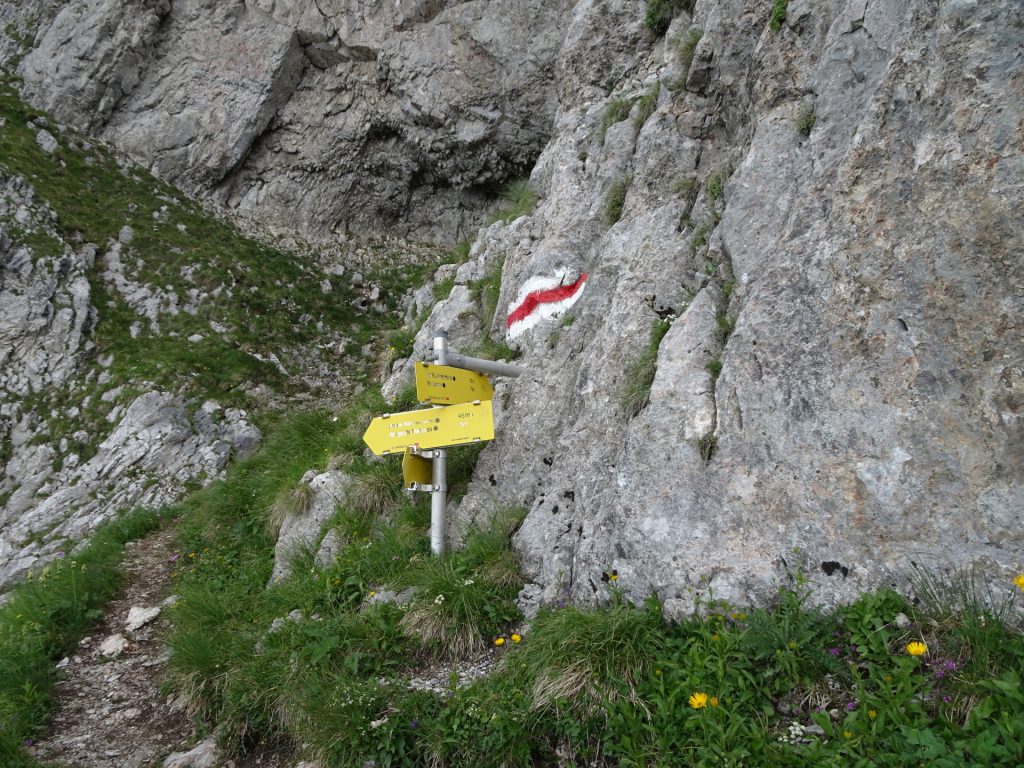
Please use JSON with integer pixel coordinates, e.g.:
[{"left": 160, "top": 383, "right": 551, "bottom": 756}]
[
  {"left": 600, "top": 98, "right": 634, "bottom": 143},
  {"left": 622, "top": 318, "right": 672, "bottom": 417},
  {"left": 770, "top": 0, "right": 788, "bottom": 31},
  {"left": 604, "top": 174, "right": 632, "bottom": 226},
  {"left": 674, "top": 26, "right": 704, "bottom": 88},
  {"left": 644, "top": 0, "right": 696, "bottom": 35},
  {"left": 796, "top": 107, "right": 817, "bottom": 136}
]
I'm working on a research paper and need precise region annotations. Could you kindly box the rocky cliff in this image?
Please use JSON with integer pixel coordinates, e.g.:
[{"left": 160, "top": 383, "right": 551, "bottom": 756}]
[
  {"left": 3, "top": 0, "right": 1022, "bottom": 612},
  {"left": 13, "top": 0, "right": 573, "bottom": 244},
  {"left": 383, "top": 0, "right": 1024, "bottom": 613}
]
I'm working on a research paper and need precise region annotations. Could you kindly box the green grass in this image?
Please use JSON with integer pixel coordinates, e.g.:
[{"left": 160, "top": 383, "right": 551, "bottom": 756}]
[
  {"left": 604, "top": 174, "right": 632, "bottom": 226},
  {"left": 796, "top": 107, "right": 817, "bottom": 137},
  {"left": 600, "top": 98, "right": 634, "bottom": 143},
  {"left": 634, "top": 83, "right": 661, "bottom": 129},
  {"left": 623, "top": 318, "right": 672, "bottom": 417},
  {"left": 706, "top": 171, "right": 724, "bottom": 201},
  {"left": 0, "top": 508, "right": 167, "bottom": 765},
  {"left": 674, "top": 26, "right": 704, "bottom": 89},
  {"left": 770, "top": 0, "right": 788, "bottom": 31},
  {"left": 644, "top": 0, "right": 696, "bottom": 35},
  {"left": 491, "top": 180, "right": 537, "bottom": 225}
]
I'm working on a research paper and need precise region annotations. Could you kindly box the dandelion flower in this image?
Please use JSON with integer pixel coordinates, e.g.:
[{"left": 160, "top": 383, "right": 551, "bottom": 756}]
[
  {"left": 688, "top": 691, "right": 709, "bottom": 709},
  {"left": 609, "top": 572, "right": 619, "bottom": 582},
  {"left": 906, "top": 641, "right": 927, "bottom": 656},
  {"left": 511, "top": 633, "right": 522, "bottom": 644},
  {"left": 494, "top": 637, "right": 506, "bottom": 646},
  {"left": 1014, "top": 573, "right": 1024, "bottom": 592}
]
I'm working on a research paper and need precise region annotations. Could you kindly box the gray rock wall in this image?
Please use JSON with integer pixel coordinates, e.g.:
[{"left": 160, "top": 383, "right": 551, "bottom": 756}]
[
  {"left": 386, "top": 0, "right": 1023, "bottom": 613},
  {"left": 15, "top": 0, "right": 575, "bottom": 244}
]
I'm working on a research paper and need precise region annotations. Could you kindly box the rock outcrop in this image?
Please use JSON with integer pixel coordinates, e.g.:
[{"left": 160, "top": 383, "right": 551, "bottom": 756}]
[
  {"left": 386, "top": 0, "right": 1023, "bottom": 613},
  {"left": 16, "top": 0, "right": 575, "bottom": 243},
  {"left": 0, "top": 165, "right": 260, "bottom": 591},
  {"left": 6, "top": 0, "right": 1022, "bottom": 615}
]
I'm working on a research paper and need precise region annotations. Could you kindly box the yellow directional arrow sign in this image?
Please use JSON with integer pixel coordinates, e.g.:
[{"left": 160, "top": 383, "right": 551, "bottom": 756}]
[
  {"left": 363, "top": 401, "right": 494, "bottom": 456},
  {"left": 415, "top": 362, "right": 494, "bottom": 405}
]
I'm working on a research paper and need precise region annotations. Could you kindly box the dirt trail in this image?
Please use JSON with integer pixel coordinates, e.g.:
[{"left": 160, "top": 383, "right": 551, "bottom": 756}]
[{"left": 29, "top": 525, "right": 191, "bottom": 768}]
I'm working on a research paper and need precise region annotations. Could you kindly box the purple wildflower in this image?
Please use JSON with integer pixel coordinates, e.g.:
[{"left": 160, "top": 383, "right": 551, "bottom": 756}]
[
  {"left": 828, "top": 647, "right": 841, "bottom": 657},
  {"left": 410, "top": 719, "right": 419, "bottom": 729},
  {"left": 846, "top": 701, "right": 858, "bottom": 711},
  {"left": 169, "top": 553, "right": 181, "bottom": 562}
]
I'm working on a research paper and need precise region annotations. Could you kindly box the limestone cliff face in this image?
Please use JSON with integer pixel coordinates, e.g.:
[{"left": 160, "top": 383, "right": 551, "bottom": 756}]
[
  {"left": 16, "top": 0, "right": 574, "bottom": 244},
  {"left": 5, "top": 0, "right": 1022, "bottom": 609},
  {"left": 386, "top": 0, "right": 1023, "bottom": 612}
]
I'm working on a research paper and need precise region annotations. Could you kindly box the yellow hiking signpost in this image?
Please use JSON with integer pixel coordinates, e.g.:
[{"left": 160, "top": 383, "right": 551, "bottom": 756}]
[
  {"left": 362, "top": 330, "right": 524, "bottom": 555},
  {"left": 415, "top": 362, "right": 493, "bottom": 405},
  {"left": 362, "top": 400, "right": 495, "bottom": 456}
]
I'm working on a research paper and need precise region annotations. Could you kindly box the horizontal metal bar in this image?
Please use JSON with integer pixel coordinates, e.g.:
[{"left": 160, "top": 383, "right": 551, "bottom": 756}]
[{"left": 447, "top": 352, "right": 524, "bottom": 378}]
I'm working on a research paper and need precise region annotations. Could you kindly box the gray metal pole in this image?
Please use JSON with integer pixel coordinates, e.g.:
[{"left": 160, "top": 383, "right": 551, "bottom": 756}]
[
  {"left": 430, "top": 331, "right": 449, "bottom": 556},
  {"left": 446, "top": 352, "right": 524, "bottom": 378}
]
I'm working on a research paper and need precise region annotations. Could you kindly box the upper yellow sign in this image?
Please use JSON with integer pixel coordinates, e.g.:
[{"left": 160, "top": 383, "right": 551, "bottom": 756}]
[
  {"left": 363, "top": 400, "right": 495, "bottom": 456},
  {"left": 415, "top": 362, "right": 494, "bottom": 405}
]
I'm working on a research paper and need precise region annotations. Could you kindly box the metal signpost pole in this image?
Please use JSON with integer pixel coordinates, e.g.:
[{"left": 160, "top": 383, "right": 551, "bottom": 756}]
[{"left": 430, "top": 331, "right": 449, "bottom": 555}]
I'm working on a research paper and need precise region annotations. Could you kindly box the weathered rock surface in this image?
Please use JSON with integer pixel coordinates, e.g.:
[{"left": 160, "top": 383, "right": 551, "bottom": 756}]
[
  {"left": 387, "top": 0, "right": 1023, "bottom": 613},
  {"left": 270, "top": 468, "right": 351, "bottom": 582},
  {"left": 15, "top": 0, "right": 576, "bottom": 243},
  {"left": 0, "top": 169, "right": 261, "bottom": 591}
]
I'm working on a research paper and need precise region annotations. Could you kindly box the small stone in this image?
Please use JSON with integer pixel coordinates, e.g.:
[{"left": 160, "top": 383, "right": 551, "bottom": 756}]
[
  {"left": 56, "top": 656, "right": 70, "bottom": 669},
  {"left": 98, "top": 634, "right": 128, "bottom": 657},
  {"left": 163, "top": 739, "right": 220, "bottom": 768},
  {"left": 125, "top": 605, "right": 161, "bottom": 631},
  {"left": 187, "top": 333, "right": 204, "bottom": 343},
  {"left": 118, "top": 225, "right": 134, "bottom": 244},
  {"left": 894, "top": 612, "right": 911, "bottom": 629},
  {"left": 36, "top": 128, "right": 58, "bottom": 153}
]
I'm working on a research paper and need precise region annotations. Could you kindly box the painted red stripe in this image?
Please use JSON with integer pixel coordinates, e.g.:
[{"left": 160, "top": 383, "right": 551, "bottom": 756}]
[{"left": 506, "top": 273, "right": 588, "bottom": 328}]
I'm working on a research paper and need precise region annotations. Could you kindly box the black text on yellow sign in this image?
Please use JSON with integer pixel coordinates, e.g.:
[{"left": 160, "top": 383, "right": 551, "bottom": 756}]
[
  {"left": 415, "top": 362, "right": 494, "bottom": 405},
  {"left": 362, "top": 400, "right": 495, "bottom": 456}
]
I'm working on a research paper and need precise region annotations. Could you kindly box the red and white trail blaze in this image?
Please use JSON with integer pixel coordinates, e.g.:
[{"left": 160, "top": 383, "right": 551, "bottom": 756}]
[{"left": 506, "top": 271, "right": 588, "bottom": 339}]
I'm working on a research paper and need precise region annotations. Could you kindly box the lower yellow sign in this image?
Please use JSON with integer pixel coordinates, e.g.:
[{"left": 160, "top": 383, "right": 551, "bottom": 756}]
[
  {"left": 402, "top": 450, "right": 433, "bottom": 489},
  {"left": 415, "top": 362, "right": 493, "bottom": 405},
  {"left": 362, "top": 400, "right": 494, "bottom": 456}
]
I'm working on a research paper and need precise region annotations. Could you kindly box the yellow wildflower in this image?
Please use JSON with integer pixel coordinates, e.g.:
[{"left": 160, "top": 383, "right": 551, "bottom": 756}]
[
  {"left": 1014, "top": 573, "right": 1024, "bottom": 592},
  {"left": 494, "top": 637, "right": 505, "bottom": 646},
  {"left": 711, "top": 633, "right": 720, "bottom": 641},
  {"left": 906, "top": 641, "right": 927, "bottom": 656},
  {"left": 710, "top": 696, "right": 719, "bottom": 708},
  {"left": 609, "top": 572, "right": 619, "bottom": 582},
  {"left": 688, "top": 691, "right": 709, "bottom": 709},
  {"left": 843, "top": 730, "right": 852, "bottom": 739},
  {"left": 868, "top": 710, "right": 877, "bottom": 720},
  {"left": 511, "top": 633, "right": 522, "bottom": 644}
]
